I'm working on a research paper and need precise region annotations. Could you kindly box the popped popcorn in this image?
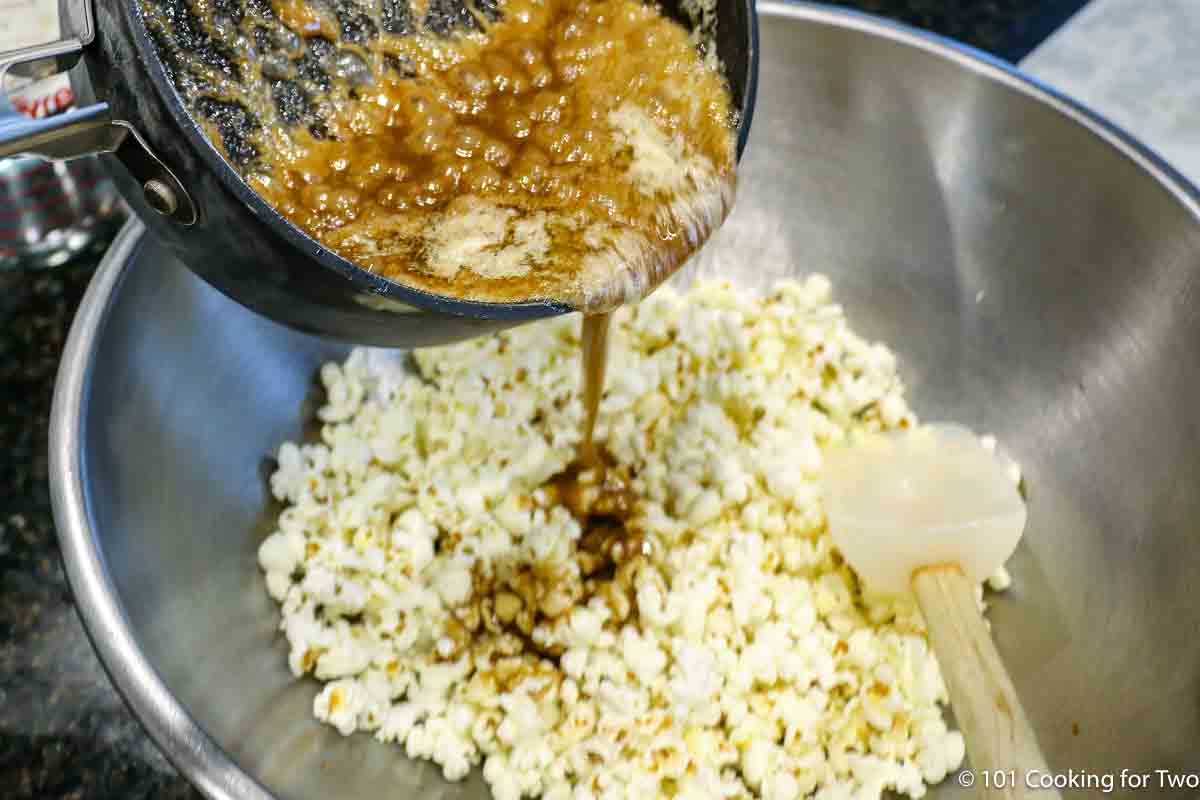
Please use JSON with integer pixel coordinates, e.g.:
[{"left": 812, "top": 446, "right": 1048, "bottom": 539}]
[{"left": 258, "top": 277, "right": 1015, "bottom": 799}]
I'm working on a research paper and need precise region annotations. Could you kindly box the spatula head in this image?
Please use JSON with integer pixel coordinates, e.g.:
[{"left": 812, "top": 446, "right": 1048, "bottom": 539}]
[{"left": 820, "top": 424, "right": 1026, "bottom": 596}]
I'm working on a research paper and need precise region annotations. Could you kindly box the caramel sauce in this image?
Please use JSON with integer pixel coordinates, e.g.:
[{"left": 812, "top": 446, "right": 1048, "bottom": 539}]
[
  {"left": 579, "top": 311, "right": 611, "bottom": 464},
  {"left": 547, "top": 452, "right": 648, "bottom": 593},
  {"left": 442, "top": 454, "right": 647, "bottom": 670},
  {"left": 141, "top": 0, "right": 735, "bottom": 310},
  {"left": 246, "top": 0, "right": 735, "bottom": 310},
  {"left": 547, "top": 453, "right": 638, "bottom": 526}
]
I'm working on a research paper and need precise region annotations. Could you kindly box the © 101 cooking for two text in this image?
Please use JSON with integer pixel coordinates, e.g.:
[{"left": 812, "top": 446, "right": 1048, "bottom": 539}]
[{"left": 956, "top": 768, "right": 1200, "bottom": 793}]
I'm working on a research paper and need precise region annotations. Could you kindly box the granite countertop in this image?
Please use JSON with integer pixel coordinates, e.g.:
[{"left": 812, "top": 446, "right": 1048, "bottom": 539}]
[{"left": 0, "top": 2, "right": 1086, "bottom": 797}]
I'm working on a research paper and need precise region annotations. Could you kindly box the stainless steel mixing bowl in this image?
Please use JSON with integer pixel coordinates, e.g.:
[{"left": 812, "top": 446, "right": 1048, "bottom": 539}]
[{"left": 51, "top": 3, "right": 1200, "bottom": 799}]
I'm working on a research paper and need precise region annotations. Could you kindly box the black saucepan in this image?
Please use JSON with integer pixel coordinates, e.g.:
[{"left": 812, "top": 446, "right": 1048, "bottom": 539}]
[{"left": 0, "top": 0, "right": 758, "bottom": 345}]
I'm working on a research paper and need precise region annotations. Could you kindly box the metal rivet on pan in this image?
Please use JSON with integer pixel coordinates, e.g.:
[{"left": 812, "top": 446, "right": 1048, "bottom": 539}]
[{"left": 143, "top": 179, "right": 178, "bottom": 216}]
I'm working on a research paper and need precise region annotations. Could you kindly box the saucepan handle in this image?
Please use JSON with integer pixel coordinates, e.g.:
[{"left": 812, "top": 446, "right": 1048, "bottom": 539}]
[
  {"left": 0, "top": 0, "right": 196, "bottom": 224},
  {"left": 0, "top": 96, "right": 123, "bottom": 160}
]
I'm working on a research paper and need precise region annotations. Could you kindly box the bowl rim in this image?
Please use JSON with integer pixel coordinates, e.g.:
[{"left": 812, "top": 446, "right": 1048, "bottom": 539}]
[
  {"left": 51, "top": 5, "right": 1200, "bottom": 799},
  {"left": 50, "top": 217, "right": 279, "bottom": 800}
]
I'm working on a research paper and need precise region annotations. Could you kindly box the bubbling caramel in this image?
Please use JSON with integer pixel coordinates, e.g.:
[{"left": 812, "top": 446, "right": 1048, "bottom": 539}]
[{"left": 241, "top": 0, "right": 737, "bottom": 311}]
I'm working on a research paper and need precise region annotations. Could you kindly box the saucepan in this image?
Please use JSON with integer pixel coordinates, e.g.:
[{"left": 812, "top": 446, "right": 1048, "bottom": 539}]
[
  {"left": 51, "top": 3, "right": 1200, "bottom": 800},
  {"left": 0, "top": 0, "right": 758, "bottom": 345}
]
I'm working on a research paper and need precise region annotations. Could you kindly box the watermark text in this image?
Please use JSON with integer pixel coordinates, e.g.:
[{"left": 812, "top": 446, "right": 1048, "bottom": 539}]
[{"left": 956, "top": 768, "right": 1200, "bottom": 793}]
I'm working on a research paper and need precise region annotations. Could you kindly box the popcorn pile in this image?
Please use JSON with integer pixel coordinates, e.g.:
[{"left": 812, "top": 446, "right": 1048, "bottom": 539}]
[{"left": 258, "top": 277, "right": 1012, "bottom": 800}]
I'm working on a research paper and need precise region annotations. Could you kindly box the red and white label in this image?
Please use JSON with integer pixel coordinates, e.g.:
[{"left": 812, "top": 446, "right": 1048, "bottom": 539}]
[
  {"left": 10, "top": 73, "right": 75, "bottom": 117},
  {"left": 2, "top": 0, "right": 74, "bottom": 117}
]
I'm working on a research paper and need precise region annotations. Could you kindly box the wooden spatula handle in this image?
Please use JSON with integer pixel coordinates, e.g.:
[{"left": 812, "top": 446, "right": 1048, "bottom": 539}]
[{"left": 911, "top": 565, "right": 1060, "bottom": 800}]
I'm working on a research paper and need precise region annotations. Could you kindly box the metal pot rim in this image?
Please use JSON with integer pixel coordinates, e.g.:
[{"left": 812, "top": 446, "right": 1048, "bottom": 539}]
[{"left": 51, "top": 5, "right": 1200, "bottom": 800}]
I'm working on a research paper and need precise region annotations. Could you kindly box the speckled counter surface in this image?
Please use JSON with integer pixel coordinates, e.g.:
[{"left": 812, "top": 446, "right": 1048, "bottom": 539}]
[
  {"left": 0, "top": 261, "right": 199, "bottom": 799},
  {"left": 0, "top": 3, "right": 1085, "bottom": 798}
]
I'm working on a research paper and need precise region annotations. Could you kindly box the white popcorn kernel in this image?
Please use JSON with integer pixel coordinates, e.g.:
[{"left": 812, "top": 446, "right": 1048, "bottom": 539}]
[
  {"left": 987, "top": 565, "right": 1013, "bottom": 592},
  {"left": 316, "top": 638, "right": 372, "bottom": 679},
  {"left": 314, "top": 680, "right": 368, "bottom": 736},
  {"left": 689, "top": 489, "right": 722, "bottom": 526},
  {"left": 943, "top": 730, "right": 966, "bottom": 773},
  {"left": 741, "top": 738, "right": 774, "bottom": 788},
  {"left": 1007, "top": 462, "right": 1023, "bottom": 487},
  {"left": 264, "top": 571, "right": 292, "bottom": 601},
  {"left": 392, "top": 508, "right": 437, "bottom": 574},
  {"left": 433, "top": 564, "right": 474, "bottom": 607},
  {"left": 766, "top": 770, "right": 799, "bottom": 800},
  {"left": 458, "top": 486, "right": 486, "bottom": 516},
  {"left": 879, "top": 394, "right": 906, "bottom": 427},
  {"left": 494, "top": 494, "right": 534, "bottom": 536},
  {"left": 269, "top": 442, "right": 307, "bottom": 502},
  {"left": 561, "top": 648, "right": 589, "bottom": 679},
  {"left": 258, "top": 529, "right": 305, "bottom": 576},
  {"left": 620, "top": 629, "right": 667, "bottom": 685},
  {"left": 261, "top": 278, "right": 1002, "bottom": 800}
]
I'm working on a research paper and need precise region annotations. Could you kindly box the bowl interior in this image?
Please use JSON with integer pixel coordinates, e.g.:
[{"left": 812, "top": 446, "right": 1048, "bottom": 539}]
[{"left": 72, "top": 5, "right": 1200, "bottom": 798}]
